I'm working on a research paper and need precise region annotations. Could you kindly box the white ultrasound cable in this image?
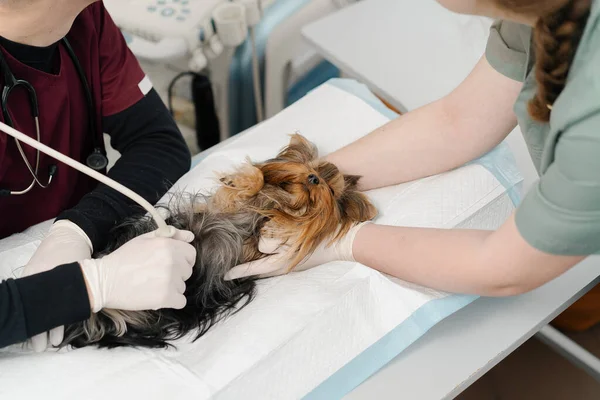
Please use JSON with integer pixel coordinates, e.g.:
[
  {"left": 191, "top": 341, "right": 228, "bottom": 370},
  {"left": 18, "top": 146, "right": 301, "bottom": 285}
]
[{"left": 0, "top": 121, "right": 175, "bottom": 238}]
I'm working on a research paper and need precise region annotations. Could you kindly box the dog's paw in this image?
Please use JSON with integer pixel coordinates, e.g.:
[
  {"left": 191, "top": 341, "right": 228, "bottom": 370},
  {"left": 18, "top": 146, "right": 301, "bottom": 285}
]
[{"left": 218, "top": 164, "right": 264, "bottom": 196}]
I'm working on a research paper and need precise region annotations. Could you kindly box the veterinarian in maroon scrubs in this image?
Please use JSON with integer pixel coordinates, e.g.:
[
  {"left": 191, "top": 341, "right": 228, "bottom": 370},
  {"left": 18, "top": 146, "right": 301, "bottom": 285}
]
[{"left": 0, "top": 0, "right": 196, "bottom": 351}]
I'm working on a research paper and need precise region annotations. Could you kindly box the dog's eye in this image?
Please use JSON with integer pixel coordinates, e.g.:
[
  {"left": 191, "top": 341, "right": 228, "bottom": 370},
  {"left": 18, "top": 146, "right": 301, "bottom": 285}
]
[{"left": 307, "top": 174, "right": 320, "bottom": 185}]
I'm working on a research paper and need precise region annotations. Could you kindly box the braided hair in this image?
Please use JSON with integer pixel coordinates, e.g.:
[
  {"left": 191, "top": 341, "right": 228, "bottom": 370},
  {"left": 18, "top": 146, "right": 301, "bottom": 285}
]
[{"left": 495, "top": 0, "right": 592, "bottom": 122}]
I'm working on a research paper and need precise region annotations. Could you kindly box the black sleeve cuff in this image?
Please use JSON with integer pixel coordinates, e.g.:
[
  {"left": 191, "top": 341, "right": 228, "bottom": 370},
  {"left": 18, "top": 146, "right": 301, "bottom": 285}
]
[
  {"left": 15, "top": 263, "right": 91, "bottom": 338},
  {"left": 56, "top": 194, "right": 130, "bottom": 253},
  {"left": 0, "top": 279, "right": 28, "bottom": 348}
]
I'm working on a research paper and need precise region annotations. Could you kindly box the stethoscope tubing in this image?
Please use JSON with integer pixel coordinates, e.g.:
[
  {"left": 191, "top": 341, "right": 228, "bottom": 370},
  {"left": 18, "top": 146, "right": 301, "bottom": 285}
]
[{"left": 0, "top": 37, "right": 107, "bottom": 195}]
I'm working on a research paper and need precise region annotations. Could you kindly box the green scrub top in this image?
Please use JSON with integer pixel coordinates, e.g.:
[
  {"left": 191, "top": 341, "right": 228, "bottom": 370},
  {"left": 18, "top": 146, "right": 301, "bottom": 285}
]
[{"left": 484, "top": 0, "right": 600, "bottom": 256}]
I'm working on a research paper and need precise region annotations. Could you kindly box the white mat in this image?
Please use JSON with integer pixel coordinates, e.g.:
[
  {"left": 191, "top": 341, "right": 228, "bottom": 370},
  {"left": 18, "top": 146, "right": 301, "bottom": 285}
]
[{"left": 0, "top": 80, "right": 522, "bottom": 400}]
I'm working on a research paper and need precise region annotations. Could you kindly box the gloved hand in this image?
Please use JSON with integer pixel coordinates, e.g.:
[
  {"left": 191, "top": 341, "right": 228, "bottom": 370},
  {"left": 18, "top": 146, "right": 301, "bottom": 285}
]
[
  {"left": 79, "top": 228, "right": 197, "bottom": 312},
  {"left": 22, "top": 220, "right": 93, "bottom": 352},
  {"left": 225, "top": 222, "right": 369, "bottom": 280}
]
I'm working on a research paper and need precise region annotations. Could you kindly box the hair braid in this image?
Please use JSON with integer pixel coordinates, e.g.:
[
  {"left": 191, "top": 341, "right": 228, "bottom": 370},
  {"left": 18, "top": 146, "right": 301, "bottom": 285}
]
[{"left": 528, "top": 0, "right": 591, "bottom": 122}]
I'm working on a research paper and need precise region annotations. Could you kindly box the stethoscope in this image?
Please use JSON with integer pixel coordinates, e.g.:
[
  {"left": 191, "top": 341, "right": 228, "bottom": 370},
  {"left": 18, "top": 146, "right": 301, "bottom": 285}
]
[{"left": 0, "top": 37, "right": 108, "bottom": 196}]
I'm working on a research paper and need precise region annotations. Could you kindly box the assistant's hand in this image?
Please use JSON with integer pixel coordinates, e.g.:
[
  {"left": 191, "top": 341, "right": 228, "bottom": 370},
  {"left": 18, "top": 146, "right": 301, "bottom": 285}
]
[
  {"left": 79, "top": 228, "right": 197, "bottom": 313},
  {"left": 225, "top": 222, "right": 369, "bottom": 280},
  {"left": 22, "top": 220, "right": 93, "bottom": 352}
]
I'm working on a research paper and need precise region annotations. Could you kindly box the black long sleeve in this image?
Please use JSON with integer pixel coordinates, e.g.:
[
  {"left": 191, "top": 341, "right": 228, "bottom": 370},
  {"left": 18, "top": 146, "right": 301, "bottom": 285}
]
[
  {"left": 0, "top": 263, "right": 91, "bottom": 348},
  {"left": 57, "top": 88, "right": 191, "bottom": 251}
]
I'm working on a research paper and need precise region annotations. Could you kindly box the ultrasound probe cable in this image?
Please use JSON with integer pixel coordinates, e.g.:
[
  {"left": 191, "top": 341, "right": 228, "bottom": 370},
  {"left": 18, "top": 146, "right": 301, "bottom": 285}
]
[{"left": 0, "top": 121, "right": 175, "bottom": 238}]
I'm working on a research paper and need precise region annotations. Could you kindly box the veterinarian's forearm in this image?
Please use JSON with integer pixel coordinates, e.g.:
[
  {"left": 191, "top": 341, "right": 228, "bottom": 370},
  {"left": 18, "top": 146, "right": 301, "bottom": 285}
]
[{"left": 325, "top": 56, "right": 522, "bottom": 191}]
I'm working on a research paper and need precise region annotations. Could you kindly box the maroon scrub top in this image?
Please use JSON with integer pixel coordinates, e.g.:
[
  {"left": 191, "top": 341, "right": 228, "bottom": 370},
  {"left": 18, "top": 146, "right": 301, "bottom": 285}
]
[{"left": 0, "top": 2, "right": 148, "bottom": 239}]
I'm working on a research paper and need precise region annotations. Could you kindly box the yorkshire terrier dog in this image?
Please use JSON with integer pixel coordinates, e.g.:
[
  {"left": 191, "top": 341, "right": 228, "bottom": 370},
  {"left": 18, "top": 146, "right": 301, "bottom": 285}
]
[{"left": 60, "top": 134, "right": 377, "bottom": 349}]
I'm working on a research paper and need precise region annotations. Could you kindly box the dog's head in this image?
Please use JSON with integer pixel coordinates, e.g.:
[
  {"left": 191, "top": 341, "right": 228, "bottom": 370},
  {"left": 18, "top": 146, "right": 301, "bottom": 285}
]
[{"left": 254, "top": 134, "right": 377, "bottom": 269}]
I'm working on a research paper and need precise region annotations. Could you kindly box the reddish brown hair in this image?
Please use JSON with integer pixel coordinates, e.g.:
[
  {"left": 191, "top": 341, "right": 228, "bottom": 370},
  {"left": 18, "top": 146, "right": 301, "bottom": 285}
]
[
  {"left": 494, "top": 0, "right": 591, "bottom": 122},
  {"left": 212, "top": 134, "right": 377, "bottom": 271}
]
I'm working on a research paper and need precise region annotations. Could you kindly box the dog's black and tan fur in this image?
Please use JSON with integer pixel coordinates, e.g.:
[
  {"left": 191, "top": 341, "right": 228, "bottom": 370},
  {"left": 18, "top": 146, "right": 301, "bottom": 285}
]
[{"left": 61, "top": 134, "right": 377, "bottom": 349}]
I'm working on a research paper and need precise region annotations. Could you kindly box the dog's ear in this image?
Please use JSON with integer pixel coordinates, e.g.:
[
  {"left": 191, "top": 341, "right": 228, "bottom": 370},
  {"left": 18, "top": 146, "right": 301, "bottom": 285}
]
[
  {"left": 339, "top": 190, "right": 377, "bottom": 223},
  {"left": 276, "top": 133, "right": 318, "bottom": 163},
  {"left": 338, "top": 176, "right": 377, "bottom": 223},
  {"left": 343, "top": 175, "right": 361, "bottom": 190}
]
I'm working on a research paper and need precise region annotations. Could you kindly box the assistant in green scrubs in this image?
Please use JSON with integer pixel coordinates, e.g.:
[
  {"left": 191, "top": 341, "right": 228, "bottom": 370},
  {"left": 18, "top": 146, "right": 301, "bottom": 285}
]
[
  {"left": 485, "top": 8, "right": 600, "bottom": 330},
  {"left": 486, "top": 16, "right": 600, "bottom": 256}
]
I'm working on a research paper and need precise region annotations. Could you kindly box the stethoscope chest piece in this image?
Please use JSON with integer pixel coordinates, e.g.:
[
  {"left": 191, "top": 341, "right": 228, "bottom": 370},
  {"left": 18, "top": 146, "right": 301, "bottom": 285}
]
[{"left": 86, "top": 149, "right": 109, "bottom": 171}]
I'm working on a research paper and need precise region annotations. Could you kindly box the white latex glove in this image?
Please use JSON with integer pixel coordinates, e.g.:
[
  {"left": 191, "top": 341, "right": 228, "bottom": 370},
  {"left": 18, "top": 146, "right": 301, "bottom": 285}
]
[
  {"left": 21, "top": 220, "right": 93, "bottom": 352},
  {"left": 79, "top": 228, "right": 197, "bottom": 312},
  {"left": 225, "top": 222, "right": 369, "bottom": 280}
]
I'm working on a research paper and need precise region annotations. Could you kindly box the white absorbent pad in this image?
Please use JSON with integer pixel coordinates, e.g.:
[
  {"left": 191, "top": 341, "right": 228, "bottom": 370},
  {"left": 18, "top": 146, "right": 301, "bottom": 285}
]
[{"left": 0, "top": 79, "right": 523, "bottom": 400}]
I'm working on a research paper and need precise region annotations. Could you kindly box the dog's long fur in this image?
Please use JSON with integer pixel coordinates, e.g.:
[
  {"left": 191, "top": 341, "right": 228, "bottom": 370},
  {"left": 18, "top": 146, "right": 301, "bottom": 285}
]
[{"left": 60, "top": 134, "right": 377, "bottom": 349}]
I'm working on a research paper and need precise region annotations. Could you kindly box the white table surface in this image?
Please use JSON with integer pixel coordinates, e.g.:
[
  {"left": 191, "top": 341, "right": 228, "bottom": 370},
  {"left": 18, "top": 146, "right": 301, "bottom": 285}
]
[{"left": 301, "top": 0, "right": 600, "bottom": 398}]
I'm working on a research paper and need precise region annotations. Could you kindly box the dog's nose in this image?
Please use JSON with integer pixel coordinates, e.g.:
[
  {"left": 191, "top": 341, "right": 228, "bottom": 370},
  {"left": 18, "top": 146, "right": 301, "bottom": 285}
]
[{"left": 308, "top": 174, "right": 320, "bottom": 185}]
